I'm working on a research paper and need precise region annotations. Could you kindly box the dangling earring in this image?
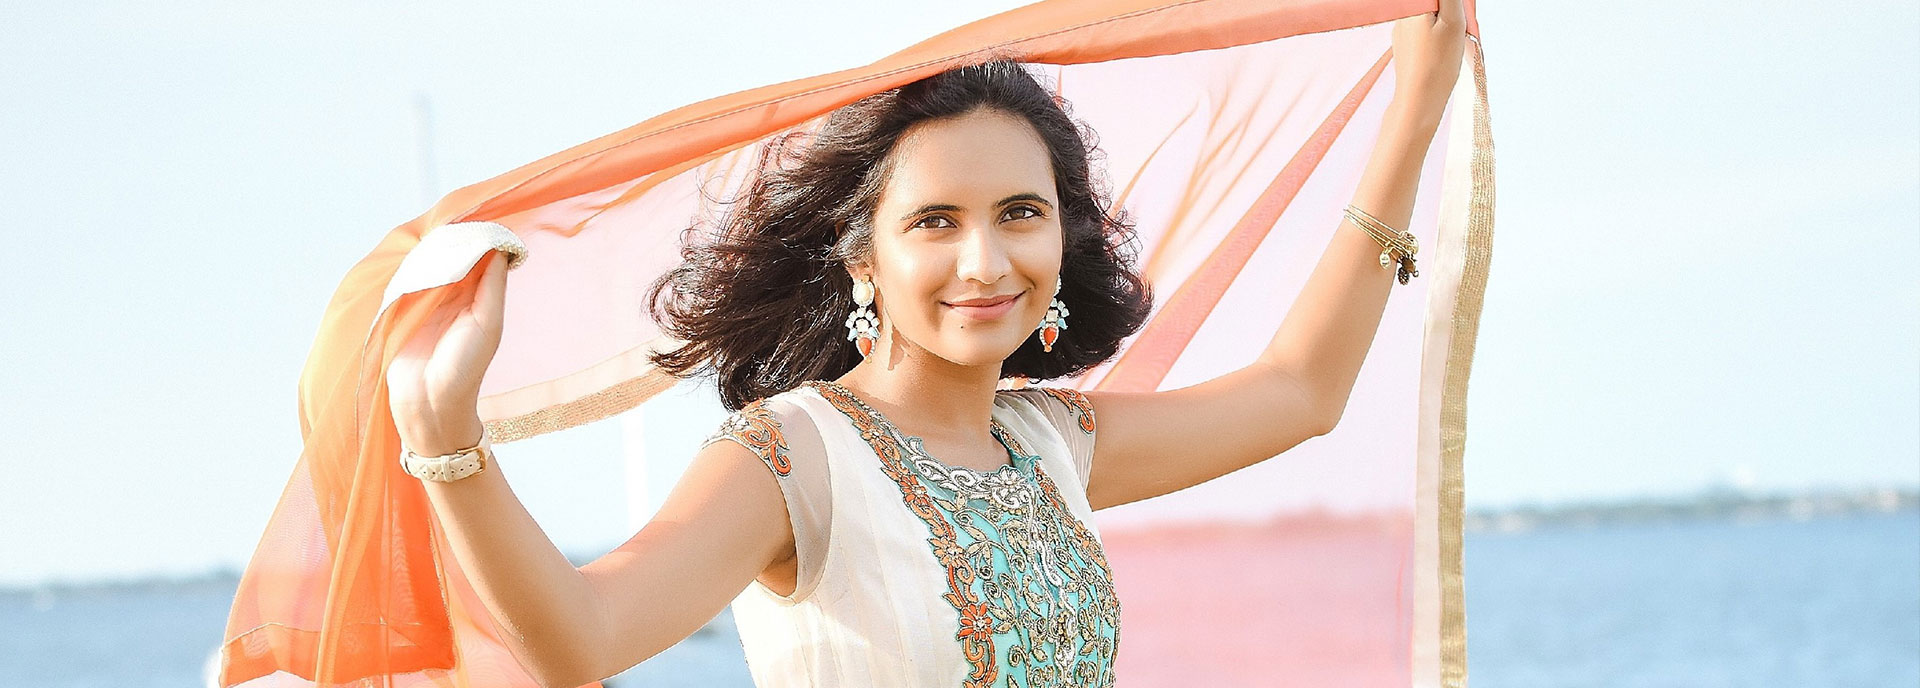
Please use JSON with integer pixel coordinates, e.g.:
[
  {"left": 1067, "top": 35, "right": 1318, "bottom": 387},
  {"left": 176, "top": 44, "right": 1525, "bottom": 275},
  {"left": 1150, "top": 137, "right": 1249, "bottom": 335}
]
[
  {"left": 1036, "top": 279, "right": 1069, "bottom": 353},
  {"left": 845, "top": 275, "right": 879, "bottom": 358}
]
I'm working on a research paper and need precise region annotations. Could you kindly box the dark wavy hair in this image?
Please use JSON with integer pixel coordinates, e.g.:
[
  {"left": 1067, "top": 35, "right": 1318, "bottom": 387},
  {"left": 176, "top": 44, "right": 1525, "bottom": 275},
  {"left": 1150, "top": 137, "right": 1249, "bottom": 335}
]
[{"left": 646, "top": 58, "right": 1154, "bottom": 411}]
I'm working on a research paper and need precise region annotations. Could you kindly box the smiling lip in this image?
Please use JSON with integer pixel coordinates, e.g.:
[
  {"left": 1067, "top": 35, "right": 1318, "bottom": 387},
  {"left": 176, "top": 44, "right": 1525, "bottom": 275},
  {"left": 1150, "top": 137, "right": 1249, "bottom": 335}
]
[{"left": 943, "top": 292, "right": 1022, "bottom": 320}]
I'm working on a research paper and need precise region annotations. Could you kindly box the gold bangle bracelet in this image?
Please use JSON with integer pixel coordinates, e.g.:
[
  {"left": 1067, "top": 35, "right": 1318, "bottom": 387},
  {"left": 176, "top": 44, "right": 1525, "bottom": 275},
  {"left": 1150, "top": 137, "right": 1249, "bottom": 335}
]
[
  {"left": 1345, "top": 205, "right": 1419, "bottom": 255},
  {"left": 1343, "top": 205, "right": 1421, "bottom": 285}
]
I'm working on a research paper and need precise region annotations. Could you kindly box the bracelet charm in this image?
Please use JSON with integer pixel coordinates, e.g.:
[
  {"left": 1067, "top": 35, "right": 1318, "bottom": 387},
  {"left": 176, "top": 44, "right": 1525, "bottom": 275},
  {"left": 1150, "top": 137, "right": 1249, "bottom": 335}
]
[{"left": 1345, "top": 205, "right": 1421, "bottom": 285}]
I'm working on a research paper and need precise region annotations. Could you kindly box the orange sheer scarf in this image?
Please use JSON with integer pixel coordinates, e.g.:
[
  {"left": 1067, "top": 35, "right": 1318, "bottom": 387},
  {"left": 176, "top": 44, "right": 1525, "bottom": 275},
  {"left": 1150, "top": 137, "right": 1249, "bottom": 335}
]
[{"left": 218, "top": 1, "right": 1493, "bottom": 685}]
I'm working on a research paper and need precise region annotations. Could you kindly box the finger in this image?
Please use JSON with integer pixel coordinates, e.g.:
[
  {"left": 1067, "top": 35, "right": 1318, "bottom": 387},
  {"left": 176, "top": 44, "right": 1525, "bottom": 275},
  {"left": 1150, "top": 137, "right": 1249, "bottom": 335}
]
[
  {"left": 470, "top": 251, "right": 509, "bottom": 332},
  {"left": 1392, "top": 7, "right": 1437, "bottom": 32}
]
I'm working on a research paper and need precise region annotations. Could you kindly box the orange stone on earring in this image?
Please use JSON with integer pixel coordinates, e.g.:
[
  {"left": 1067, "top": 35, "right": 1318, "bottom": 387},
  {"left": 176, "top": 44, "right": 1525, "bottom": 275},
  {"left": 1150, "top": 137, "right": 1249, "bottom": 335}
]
[
  {"left": 856, "top": 335, "right": 875, "bottom": 357},
  {"left": 1040, "top": 325, "right": 1059, "bottom": 352}
]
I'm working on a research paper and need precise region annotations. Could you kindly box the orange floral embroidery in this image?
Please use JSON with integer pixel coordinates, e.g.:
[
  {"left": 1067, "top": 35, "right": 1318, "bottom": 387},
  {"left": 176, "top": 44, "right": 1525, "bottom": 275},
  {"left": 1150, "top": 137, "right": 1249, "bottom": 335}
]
[
  {"left": 956, "top": 601, "right": 997, "bottom": 644},
  {"left": 808, "top": 381, "right": 1000, "bottom": 688},
  {"left": 932, "top": 539, "right": 971, "bottom": 570},
  {"left": 809, "top": 380, "right": 1119, "bottom": 686},
  {"left": 707, "top": 399, "right": 792, "bottom": 476},
  {"left": 1037, "top": 387, "right": 1096, "bottom": 435}
]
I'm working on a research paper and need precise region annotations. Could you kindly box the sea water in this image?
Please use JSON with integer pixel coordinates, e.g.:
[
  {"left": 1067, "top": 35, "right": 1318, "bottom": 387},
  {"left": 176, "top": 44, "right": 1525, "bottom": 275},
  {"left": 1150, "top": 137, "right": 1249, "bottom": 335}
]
[{"left": 3, "top": 511, "right": 1915, "bottom": 687}]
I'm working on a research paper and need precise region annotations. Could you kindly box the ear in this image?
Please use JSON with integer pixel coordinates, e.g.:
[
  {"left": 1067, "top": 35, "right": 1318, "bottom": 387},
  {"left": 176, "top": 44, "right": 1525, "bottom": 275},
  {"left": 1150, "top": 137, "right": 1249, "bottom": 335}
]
[{"left": 845, "top": 253, "right": 877, "bottom": 283}]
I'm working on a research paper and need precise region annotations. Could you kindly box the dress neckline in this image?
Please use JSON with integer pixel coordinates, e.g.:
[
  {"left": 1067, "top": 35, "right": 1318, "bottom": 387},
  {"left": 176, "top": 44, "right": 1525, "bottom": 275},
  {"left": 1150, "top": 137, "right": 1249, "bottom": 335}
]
[{"left": 803, "top": 379, "right": 1033, "bottom": 476}]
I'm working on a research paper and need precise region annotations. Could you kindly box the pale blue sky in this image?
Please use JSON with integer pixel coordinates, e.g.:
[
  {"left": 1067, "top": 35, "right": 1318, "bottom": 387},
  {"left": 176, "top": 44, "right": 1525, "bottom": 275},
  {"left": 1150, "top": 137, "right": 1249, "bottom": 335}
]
[{"left": 1, "top": 0, "right": 1914, "bottom": 586}]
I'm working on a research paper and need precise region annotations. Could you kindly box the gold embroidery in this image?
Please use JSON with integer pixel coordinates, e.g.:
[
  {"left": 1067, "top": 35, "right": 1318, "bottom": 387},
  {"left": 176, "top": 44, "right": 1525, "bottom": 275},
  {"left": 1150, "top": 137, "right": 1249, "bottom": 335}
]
[
  {"left": 1036, "top": 387, "right": 1095, "bottom": 435},
  {"left": 704, "top": 399, "right": 792, "bottom": 476},
  {"left": 807, "top": 381, "right": 998, "bottom": 686},
  {"left": 483, "top": 365, "right": 682, "bottom": 443},
  {"left": 1437, "top": 37, "right": 1496, "bottom": 688},
  {"left": 805, "top": 380, "right": 1120, "bottom": 687},
  {"left": 990, "top": 418, "right": 1121, "bottom": 685}
]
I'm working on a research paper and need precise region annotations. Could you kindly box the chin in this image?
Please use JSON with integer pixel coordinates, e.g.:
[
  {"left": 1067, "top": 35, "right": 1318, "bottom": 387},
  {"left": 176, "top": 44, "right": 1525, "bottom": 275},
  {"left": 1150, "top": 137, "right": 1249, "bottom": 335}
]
[{"left": 933, "top": 337, "right": 1027, "bottom": 368}]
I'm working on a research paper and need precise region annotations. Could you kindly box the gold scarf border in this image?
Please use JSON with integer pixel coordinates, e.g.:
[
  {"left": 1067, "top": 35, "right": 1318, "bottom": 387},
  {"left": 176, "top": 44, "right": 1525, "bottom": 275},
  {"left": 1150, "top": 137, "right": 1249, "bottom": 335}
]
[{"left": 1439, "top": 34, "right": 1496, "bottom": 688}]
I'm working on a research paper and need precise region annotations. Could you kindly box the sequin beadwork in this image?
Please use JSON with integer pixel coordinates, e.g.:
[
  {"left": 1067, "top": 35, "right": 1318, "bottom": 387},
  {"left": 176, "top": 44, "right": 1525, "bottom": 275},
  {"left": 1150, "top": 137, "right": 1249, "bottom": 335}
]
[
  {"left": 803, "top": 380, "right": 1120, "bottom": 688},
  {"left": 1036, "top": 387, "right": 1096, "bottom": 435},
  {"left": 704, "top": 398, "right": 793, "bottom": 476}
]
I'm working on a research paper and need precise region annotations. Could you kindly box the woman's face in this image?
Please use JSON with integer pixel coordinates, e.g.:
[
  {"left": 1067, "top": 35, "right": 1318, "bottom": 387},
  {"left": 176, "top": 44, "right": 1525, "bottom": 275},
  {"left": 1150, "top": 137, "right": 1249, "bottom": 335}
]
[{"left": 857, "top": 107, "right": 1063, "bottom": 369}]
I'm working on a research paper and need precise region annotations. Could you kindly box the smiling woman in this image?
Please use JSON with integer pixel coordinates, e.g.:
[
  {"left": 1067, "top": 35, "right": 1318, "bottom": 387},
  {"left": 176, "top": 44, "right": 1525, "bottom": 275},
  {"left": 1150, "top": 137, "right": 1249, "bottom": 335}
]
[
  {"left": 633, "top": 65, "right": 1155, "bottom": 684},
  {"left": 645, "top": 61, "right": 1151, "bottom": 411},
  {"left": 217, "top": 0, "right": 1494, "bottom": 686}
]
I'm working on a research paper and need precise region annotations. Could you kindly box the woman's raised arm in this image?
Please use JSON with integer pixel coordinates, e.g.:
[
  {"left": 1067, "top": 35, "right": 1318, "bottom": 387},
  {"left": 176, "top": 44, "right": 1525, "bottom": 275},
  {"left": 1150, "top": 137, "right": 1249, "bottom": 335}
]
[
  {"left": 1064, "top": 0, "right": 1470, "bottom": 511},
  {"left": 416, "top": 432, "right": 792, "bottom": 686},
  {"left": 391, "top": 252, "right": 793, "bottom": 687}
]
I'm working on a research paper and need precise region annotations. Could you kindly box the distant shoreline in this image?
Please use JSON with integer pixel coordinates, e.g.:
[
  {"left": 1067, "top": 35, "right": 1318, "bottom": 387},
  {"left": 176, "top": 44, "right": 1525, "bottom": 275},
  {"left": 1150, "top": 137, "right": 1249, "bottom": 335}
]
[
  {"left": 1465, "top": 485, "right": 1918, "bottom": 534},
  {"left": 6, "top": 486, "right": 1915, "bottom": 594}
]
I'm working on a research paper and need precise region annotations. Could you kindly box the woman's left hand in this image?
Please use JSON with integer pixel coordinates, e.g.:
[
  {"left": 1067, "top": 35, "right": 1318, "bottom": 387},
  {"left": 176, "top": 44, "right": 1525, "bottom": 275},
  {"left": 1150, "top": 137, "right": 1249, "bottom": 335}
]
[{"left": 1389, "top": 0, "right": 1468, "bottom": 121}]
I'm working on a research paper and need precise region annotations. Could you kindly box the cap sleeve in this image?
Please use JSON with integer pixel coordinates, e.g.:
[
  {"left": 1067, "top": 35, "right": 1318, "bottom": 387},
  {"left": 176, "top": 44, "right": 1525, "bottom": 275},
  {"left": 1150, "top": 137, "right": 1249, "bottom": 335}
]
[
  {"left": 1004, "top": 386, "right": 1098, "bottom": 492},
  {"left": 699, "top": 393, "right": 831, "bottom": 603}
]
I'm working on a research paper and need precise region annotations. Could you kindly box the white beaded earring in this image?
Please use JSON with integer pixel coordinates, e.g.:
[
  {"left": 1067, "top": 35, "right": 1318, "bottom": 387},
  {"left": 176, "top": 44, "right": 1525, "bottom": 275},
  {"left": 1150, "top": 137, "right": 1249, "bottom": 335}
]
[
  {"left": 1036, "top": 279, "right": 1069, "bottom": 352},
  {"left": 846, "top": 275, "right": 879, "bottom": 357}
]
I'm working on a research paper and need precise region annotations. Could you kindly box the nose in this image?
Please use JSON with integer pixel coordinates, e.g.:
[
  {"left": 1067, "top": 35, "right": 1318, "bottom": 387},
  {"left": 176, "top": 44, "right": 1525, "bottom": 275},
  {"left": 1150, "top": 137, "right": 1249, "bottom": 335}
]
[{"left": 955, "top": 223, "right": 1013, "bottom": 286}]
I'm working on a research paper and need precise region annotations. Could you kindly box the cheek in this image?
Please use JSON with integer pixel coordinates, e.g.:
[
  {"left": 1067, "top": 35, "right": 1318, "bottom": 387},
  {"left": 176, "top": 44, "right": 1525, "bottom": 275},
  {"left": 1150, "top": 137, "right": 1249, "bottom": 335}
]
[{"left": 876, "top": 248, "right": 945, "bottom": 315}]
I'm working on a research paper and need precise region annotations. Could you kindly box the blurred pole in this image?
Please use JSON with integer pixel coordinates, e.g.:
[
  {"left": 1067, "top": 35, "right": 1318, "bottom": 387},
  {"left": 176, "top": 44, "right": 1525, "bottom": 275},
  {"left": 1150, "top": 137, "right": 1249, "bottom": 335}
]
[
  {"left": 622, "top": 409, "right": 654, "bottom": 534},
  {"left": 413, "top": 90, "right": 440, "bottom": 206}
]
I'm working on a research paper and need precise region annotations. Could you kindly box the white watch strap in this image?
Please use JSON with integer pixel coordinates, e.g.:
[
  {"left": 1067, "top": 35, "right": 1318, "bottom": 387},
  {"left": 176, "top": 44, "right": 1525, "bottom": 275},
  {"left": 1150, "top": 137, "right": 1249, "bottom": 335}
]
[{"left": 401, "top": 428, "right": 493, "bottom": 482}]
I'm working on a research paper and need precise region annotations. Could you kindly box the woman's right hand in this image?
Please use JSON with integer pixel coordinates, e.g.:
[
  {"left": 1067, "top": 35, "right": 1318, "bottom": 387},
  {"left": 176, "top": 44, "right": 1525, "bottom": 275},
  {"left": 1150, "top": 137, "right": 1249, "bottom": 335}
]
[{"left": 386, "top": 250, "right": 512, "bottom": 455}]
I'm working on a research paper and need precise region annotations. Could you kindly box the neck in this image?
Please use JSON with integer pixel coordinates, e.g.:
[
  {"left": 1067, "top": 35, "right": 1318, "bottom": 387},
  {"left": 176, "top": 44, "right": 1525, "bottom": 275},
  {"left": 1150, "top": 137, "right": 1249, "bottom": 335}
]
[{"left": 833, "top": 328, "right": 1001, "bottom": 440}]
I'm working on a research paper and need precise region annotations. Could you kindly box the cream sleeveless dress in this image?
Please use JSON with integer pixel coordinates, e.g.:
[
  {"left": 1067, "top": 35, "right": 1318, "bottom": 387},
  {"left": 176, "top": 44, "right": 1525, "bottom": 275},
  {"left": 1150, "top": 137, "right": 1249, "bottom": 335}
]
[{"left": 700, "top": 379, "right": 1120, "bottom": 687}]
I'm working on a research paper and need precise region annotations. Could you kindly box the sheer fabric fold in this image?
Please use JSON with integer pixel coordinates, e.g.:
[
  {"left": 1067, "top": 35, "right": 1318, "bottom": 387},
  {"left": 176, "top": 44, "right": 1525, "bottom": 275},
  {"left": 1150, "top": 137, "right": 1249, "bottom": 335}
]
[{"left": 219, "top": 0, "right": 1493, "bottom": 685}]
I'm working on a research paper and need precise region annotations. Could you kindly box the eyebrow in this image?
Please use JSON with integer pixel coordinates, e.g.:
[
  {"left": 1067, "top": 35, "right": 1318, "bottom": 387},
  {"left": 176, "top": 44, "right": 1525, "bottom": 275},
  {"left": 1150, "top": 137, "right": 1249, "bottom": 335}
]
[{"left": 898, "top": 193, "right": 1054, "bottom": 222}]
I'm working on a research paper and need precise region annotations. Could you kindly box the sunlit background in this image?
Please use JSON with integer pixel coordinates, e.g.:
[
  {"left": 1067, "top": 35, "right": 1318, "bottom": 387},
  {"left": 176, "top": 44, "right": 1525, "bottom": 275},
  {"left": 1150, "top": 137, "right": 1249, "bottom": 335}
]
[{"left": 3, "top": 1, "right": 1914, "bottom": 686}]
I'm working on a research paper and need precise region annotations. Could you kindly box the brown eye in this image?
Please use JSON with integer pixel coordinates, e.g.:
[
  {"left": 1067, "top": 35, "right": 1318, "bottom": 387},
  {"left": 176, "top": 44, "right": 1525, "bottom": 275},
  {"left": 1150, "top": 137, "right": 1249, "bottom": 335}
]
[
  {"left": 1004, "top": 205, "right": 1043, "bottom": 222},
  {"left": 913, "top": 215, "right": 956, "bottom": 230}
]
